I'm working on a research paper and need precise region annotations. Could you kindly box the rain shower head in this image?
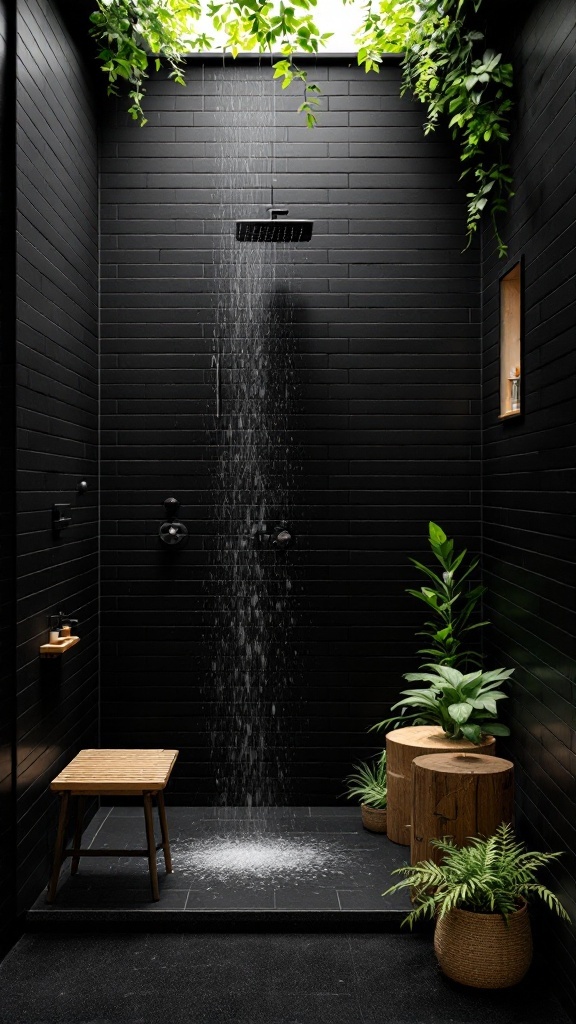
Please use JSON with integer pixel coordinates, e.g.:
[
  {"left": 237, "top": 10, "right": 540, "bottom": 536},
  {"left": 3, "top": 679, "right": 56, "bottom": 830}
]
[{"left": 236, "top": 207, "right": 313, "bottom": 243}]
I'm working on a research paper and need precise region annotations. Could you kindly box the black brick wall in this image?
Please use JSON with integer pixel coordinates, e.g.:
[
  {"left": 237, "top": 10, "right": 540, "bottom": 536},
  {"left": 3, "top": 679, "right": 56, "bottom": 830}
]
[
  {"left": 100, "top": 58, "right": 481, "bottom": 804},
  {"left": 15, "top": 0, "right": 99, "bottom": 914},
  {"left": 0, "top": 0, "right": 16, "bottom": 953},
  {"left": 3, "top": 13, "right": 574, "bottom": 1017},
  {"left": 481, "top": 0, "right": 576, "bottom": 1011}
]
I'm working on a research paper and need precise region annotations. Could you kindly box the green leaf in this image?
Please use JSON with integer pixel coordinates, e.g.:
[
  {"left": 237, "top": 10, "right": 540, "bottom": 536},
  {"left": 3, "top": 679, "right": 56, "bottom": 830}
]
[
  {"left": 403, "top": 672, "right": 447, "bottom": 685},
  {"left": 459, "top": 723, "right": 482, "bottom": 743},
  {"left": 448, "top": 702, "right": 472, "bottom": 724},
  {"left": 432, "top": 665, "right": 462, "bottom": 687},
  {"left": 482, "top": 722, "right": 510, "bottom": 736},
  {"left": 428, "top": 522, "right": 446, "bottom": 545}
]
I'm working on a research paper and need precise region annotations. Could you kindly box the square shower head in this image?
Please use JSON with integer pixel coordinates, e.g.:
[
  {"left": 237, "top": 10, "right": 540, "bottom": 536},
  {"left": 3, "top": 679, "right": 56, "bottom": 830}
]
[{"left": 236, "top": 219, "right": 313, "bottom": 243}]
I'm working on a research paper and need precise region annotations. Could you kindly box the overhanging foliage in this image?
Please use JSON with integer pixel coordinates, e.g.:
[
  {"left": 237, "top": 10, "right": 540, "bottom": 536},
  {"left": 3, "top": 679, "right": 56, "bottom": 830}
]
[{"left": 90, "top": 0, "right": 514, "bottom": 254}]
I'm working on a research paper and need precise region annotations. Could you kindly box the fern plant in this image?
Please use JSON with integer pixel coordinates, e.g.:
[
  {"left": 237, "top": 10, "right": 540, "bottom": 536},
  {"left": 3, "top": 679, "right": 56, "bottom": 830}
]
[
  {"left": 383, "top": 823, "right": 570, "bottom": 928},
  {"left": 343, "top": 750, "right": 387, "bottom": 809}
]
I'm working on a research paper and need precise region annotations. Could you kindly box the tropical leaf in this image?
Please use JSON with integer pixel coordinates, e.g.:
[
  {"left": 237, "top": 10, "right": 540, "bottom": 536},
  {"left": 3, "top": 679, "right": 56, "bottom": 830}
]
[
  {"left": 384, "top": 661, "right": 512, "bottom": 742},
  {"left": 460, "top": 723, "right": 482, "bottom": 743},
  {"left": 480, "top": 722, "right": 510, "bottom": 736},
  {"left": 448, "top": 701, "right": 472, "bottom": 723}
]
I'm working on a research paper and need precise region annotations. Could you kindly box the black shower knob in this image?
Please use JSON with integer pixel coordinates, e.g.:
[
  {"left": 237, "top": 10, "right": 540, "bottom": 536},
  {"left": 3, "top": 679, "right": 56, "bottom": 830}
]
[
  {"left": 270, "top": 523, "right": 294, "bottom": 550},
  {"left": 163, "top": 496, "right": 180, "bottom": 515},
  {"left": 159, "top": 521, "right": 188, "bottom": 546}
]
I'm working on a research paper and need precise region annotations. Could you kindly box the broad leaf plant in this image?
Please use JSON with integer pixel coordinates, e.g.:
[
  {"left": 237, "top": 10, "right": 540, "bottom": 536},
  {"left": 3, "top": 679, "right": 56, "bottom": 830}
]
[
  {"left": 90, "top": 0, "right": 514, "bottom": 254},
  {"left": 372, "top": 663, "right": 513, "bottom": 744}
]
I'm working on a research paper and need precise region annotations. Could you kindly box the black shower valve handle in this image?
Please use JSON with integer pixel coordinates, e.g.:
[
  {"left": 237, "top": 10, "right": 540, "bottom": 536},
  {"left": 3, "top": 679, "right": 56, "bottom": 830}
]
[
  {"left": 163, "top": 496, "right": 181, "bottom": 516},
  {"left": 271, "top": 523, "right": 294, "bottom": 550}
]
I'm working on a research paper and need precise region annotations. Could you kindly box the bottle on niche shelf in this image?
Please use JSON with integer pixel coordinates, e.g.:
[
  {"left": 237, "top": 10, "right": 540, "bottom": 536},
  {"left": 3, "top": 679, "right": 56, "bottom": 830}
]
[{"left": 509, "top": 366, "right": 520, "bottom": 411}]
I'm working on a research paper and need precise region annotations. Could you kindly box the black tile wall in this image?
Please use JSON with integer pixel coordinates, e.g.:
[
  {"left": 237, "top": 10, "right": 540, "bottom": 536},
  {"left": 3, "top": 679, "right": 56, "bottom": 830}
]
[
  {"left": 481, "top": 0, "right": 576, "bottom": 1014},
  {"left": 3, "top": 12, "right": 574, "bottom": 1018},
  {"left": 99, "top": 58, "right": 481, "bottom": 804},
  {"left": 0, "top": 0, "right": 16, "bottom": 954},
  {"left": 14, "top": 0, "right": 99, "bottom": 915}
]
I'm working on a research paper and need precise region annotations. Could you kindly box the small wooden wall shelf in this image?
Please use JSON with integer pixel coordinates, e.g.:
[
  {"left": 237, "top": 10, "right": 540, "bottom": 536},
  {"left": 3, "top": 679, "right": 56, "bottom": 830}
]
[
  {"left": 499, "top": 261, "right": 522, "bottom": 419},
  {"left": 40, "top": 636, "right": 80, "bottom": 658}
]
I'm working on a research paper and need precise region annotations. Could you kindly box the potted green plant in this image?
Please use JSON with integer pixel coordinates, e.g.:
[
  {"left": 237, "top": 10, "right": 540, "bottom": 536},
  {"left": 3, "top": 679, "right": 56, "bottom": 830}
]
[
  {"left": 373, "top": 663, "right": 513, "bottom": 744},
  {"left": 374, "top": 523, "right": 512, "bottom": 845},
  {"left": 383, "top": 822, "right": 570, "bottom": 988},
  {"left": 343, "top": 750, "right": 387, "bottom": 833},
  {"left": 408, "top": 521, "right": 487, "bottom": 670}
]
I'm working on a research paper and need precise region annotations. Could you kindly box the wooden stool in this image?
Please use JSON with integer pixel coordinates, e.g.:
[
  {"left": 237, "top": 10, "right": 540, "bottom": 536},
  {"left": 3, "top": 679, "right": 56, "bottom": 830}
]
[
  {"left": 47, "top": 748, "right": 179, "bottom": 904},
  {"left": 411, "top": 752, "right": 514, "bottom": 865},
  {"left": 385, "top": 726, "right": 496, "bottom": 845}
]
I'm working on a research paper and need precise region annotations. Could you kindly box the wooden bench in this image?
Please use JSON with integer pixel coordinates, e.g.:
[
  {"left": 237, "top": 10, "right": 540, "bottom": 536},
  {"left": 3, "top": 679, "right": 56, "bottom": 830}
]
[{"left": 47, "top": 748, "right": 179, "bottom": 904}]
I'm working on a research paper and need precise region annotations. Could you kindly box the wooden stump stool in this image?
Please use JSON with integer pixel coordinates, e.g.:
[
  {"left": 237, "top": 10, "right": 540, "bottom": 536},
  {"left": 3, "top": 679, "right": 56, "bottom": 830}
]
[
  {"left": 411, "top": 752, "right": 514, "bottom": 865},
  {"left": 385, "top": 726, "right": 496, "bottom": 845}
]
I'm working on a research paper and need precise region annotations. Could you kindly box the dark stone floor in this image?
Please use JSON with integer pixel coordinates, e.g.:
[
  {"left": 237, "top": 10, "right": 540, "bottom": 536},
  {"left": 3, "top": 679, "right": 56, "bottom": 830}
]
[
  {"left": 29, "top": 807, "right": 411, "bottom": 924},
  {"left": 17, "top": 805, "right": 571, "bottom": 1022},
  {"left": 0, "top": 931, "right": 571, "bottom": 1024}
]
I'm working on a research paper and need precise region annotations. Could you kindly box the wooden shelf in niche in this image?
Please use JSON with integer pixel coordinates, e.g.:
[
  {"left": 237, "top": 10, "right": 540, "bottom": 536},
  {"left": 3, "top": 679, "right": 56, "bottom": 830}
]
[
  {"left": 40, "top": 636, "right": 80, "bottom": 658},
  {"left": 499, "top": 261, "right": 522, "bottom": 420}
]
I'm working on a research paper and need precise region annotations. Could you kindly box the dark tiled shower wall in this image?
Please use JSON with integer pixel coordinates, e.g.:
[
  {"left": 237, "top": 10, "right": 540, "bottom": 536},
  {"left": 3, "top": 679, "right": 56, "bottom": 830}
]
[
  {"left": 0, "top": 0, "right": 16, "bottom": 953},
  {"left": 481, "top": 0, "right": 576, "bottom": 1012},
  {"left": 99, "top": 59, "right": 481, "bottom": 802},
  {"left": 14, "top": 0, "right": 99, "bottom": 914}
]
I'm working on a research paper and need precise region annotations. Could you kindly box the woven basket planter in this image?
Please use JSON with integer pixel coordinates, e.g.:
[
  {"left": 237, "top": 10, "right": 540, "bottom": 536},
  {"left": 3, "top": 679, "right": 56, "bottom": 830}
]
[
  {"left": 361, "top": 804, "right": 387, "bottom": 833},
  {"left": 434, "top": 902, "right": 533, "bottom": 989}
]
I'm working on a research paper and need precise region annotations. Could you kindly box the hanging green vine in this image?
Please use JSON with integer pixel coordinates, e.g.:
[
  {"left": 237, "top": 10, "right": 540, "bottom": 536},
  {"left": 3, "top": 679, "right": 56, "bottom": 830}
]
[
  {"left": 89, "top": 0, "right": 514, "bottom": 255},
  {"left": 353, "top": 0, "right": 513, "bottom": 254},
  {"left": 89, "top": 0, "right": 328, "bottom": 125}
]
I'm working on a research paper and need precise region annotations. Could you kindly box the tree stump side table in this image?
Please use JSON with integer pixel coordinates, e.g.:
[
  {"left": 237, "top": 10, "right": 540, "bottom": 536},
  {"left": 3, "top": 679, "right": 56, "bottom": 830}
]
[
  {"left": 385, "top": 726, "right": 496, "bottom": 845},
  {"left": 411, "top": 752, "right": 514, "bottom": 865}
]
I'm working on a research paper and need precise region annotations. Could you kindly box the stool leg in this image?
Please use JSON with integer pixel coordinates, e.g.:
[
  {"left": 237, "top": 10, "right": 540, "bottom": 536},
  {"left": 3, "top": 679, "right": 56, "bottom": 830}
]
[
  {"left": 143, "top": 792, "right": 160, "bottom": 901},
  {"left": 46, "top": 792, "right": 70, "bottom": 904},
  {"left": 70, "top": 796, "right": 86, "bottom": 875},
  {"left": 157, "top": 791, "right": 172, "bottom": 873}
]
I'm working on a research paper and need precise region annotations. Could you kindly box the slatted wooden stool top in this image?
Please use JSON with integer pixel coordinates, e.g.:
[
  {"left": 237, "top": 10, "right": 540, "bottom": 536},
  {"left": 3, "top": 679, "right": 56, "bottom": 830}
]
[
  {"left": 47, "top": 748, "right": 179, "bottom": 904},
  {"left": 50, "top": 748, "right": 179, "bottom": 796}
]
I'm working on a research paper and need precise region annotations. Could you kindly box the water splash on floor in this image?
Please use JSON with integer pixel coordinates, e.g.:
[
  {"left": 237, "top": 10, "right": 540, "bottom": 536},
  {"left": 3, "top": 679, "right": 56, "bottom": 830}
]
[{"left": 172, "top": 833, "right": 353, "bottom": 887}]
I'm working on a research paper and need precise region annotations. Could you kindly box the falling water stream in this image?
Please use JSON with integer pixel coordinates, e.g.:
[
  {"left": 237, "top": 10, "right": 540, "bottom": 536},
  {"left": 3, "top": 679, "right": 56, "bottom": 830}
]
[{"left": 207, "top": 68, "right": 300, "bottom": 810}]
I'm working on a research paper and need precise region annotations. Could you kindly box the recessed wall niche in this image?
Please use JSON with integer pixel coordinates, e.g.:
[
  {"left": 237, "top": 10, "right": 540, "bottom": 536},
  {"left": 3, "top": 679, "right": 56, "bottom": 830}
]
[{"left": 499, "top": 261, "right": 523, "bottom": 419}]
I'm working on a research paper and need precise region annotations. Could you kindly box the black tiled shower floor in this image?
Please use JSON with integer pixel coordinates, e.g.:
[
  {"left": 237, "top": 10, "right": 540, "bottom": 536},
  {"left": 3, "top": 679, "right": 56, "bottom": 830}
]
[{"left": 28, "top": 807, "right": 411, "bottom": 926}]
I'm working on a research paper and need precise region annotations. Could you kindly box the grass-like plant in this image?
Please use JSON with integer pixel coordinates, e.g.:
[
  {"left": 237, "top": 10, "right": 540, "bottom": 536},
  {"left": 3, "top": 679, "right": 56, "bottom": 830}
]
[
  {"left": 343, "top": 750, "right": 387, "bottom": 809},
  {"left": 383, "top": 823, "right": 570, "bottom": 928},
  {"left": 407, "top": 521, "right": 487, "bottom": 670},
  {"left": 373, "top": 663, "right": 512, "bottom": 744}
]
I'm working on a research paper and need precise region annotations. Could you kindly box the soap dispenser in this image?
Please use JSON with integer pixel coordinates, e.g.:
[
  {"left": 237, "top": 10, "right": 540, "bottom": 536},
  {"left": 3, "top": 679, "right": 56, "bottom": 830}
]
[
  {"left": 59, "top": 614, "right": 79, "bottom": 639},
  {"left": 49, "top": 616, "right": 60, "bottom": 644}
]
